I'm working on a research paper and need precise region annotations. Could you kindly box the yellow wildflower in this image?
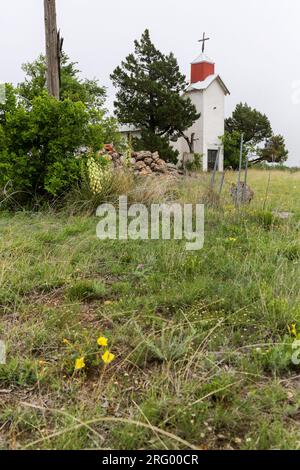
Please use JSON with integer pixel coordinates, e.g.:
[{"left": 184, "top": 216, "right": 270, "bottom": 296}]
[
  {"left": 97, "top": 336, "right": 108, "bottom": 347},
  {"left": 102, "top": 351, "right": 115, "bottom": 365},
  {"left": 228, "top": 237, "right": 237, "bottom": 243},
  {"left": 288, "top": 324, "right": 297, "bottom": 338},
  {"left": 63, "top": 339, "right": 71, "bottom": 346},
  {"left": 74, "top": 357, "right": 86, "bottom": 370}
]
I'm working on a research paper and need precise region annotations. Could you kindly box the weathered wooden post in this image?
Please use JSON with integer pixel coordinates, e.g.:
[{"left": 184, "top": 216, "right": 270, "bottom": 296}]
[
  {"left": 44, "top": 0, "right": 60, "bottom": 99},
  {"left": 219, "top": 171, "right": 225, "bottom": 195},
  {"left": 237, "top": 134, "right": 244, "bottom": 188},
  {"left": 236, "top": 133, "right": 244, "bottom": 206},
  {"left": 210, "top": 147, "right": 220, "bottom": 191},
  {"left": 243, "top": 153, "right": 249, "bottom": 202}
]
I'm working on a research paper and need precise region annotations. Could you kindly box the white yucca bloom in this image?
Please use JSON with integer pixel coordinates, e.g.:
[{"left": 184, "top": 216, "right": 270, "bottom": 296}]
[
  {"left": 0, "top": 82, "right": 6, "bottom": 104},
  {"left": 87, "top": 157, "right": 110, "bottom": 195}
]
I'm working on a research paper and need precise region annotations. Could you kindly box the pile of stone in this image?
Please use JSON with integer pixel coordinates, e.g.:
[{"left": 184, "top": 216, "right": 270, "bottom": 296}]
[
  {"left": 100, "top": 146, "right": 182, "bottom": 177},
  {"left": 131, "top": 151, "right": 182, "bottom": 176},
  {"left": 230, "top": 183, "right": 255, "bottom": 205}
]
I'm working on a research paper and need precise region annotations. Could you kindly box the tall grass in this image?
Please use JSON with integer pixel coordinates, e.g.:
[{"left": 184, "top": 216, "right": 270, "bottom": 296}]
[{"left": 0, "top": 169, "right": 300, "bottom": 450}]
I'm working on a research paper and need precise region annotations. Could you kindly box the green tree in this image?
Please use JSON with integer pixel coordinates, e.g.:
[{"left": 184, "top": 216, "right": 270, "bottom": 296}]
[
  {"left": 222, "top": 131, "right": 247, "bottom": 169},
  {"left": 254, "top": 135, "right": 288, "bottom": 164},
  {"left": 224, "top": 103, "right": 288, "bottom": 168},
  {"left": 111, "top": 29, "right": 199, "bottom": 161},
  {"left": 19, "top": 54, "right": 106, "bottom": 110},
  {"left": 17, "top": 53, "right": 120, "bottom": 151},
  {"left": 225, "top": 103, "right": 272, "bottom": 146}
]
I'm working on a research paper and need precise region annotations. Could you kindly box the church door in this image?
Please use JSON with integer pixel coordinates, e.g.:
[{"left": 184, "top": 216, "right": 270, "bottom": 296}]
[{"left": 207, "top": 150, "right": 219, "bottom": 171}]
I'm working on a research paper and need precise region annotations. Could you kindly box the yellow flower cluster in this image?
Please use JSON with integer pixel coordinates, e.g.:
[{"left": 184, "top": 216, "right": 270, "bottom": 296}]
[
  {"left": 73, "top": 335, "right": 115, "bottom": 372},
  {"left": 97, "top": 336, "right": 115, "bottom": 365},
  {"left": 288, "top": 324, "right": 298, "bottom": 338},
  {"left": 102, "top": 350, "right": 115, "bottom": 365},
  {"left": 75, "top": 357, "right": 85, "bottom": 371},
  {"left": 97, "top": 336, "right": 108, "bottom": 347}
]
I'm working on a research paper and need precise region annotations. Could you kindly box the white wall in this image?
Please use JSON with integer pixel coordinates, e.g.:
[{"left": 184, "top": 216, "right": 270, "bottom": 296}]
[
  {"left": 171, "top": 79, "right": 225, "bottom": 172},
  {"left": 120, "top": 130, "right": 142, "bottom": 141},
  {"left": 202, "top": 80, "right": 225, "bottom": 171},
  {"left": 171, "top": 90, "right": 204, "bottom": 157}
]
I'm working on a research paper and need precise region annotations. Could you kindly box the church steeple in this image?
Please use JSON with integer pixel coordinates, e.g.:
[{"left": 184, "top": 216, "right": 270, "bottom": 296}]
[
  {"left": 191, "top": 34, "right": 215, "bottom": 84},
  {"left": 191, "top": 54, "right": 215, "bottom": 83}
]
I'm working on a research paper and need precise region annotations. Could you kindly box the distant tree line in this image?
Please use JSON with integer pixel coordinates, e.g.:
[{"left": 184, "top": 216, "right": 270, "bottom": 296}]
[{"left": 223, "top": 103, "right": 288, "bottom": 168}]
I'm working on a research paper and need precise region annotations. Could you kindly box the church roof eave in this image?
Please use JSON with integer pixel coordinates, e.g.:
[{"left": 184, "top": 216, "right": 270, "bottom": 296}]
[
  {"left": 186, "top": 74, "right": 230, "bottom": 95},
  {"left": 216, "top": 76, "right": 230, "bottom": 95}
]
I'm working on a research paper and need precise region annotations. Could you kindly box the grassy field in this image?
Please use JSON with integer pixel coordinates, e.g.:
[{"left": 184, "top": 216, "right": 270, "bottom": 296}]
[{"left": 1, "top": 169, "right": 300, "bottom": 450}]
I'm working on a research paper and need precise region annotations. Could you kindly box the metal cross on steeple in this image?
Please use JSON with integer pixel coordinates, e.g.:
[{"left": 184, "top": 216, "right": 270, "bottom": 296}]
[{"left": 198, "top": 32, "right": 210, "bottom": 53}]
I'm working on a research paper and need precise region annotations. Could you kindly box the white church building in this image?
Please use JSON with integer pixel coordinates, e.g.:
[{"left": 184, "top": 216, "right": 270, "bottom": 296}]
[
  {"left": 171, "top": 51, "right": 230, "bottom": 171},
  {"left": 120, "top": 40, "right": 230, "bottom": 172}
]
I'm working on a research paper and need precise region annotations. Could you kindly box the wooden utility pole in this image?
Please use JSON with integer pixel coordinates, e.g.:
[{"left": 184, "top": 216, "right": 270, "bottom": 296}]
[{"left": 44, "top": 0, "right": 62, "bottom": 99}]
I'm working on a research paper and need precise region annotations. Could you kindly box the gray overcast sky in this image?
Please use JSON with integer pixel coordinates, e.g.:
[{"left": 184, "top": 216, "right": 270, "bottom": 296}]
[{"left": 1, "top": 0, "right": 300, "bottom": 165}]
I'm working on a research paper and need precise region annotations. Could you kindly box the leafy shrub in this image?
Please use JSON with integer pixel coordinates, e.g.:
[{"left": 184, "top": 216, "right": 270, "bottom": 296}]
[
  {"left": 185, "top": 153, "right": 203, "bottom": 172},
  {"left": 0, "top": 55, "right": 121, "bottom": 207},
  {"left": 0, "top": 88, "right": 89, "bottom": 201},
  {"left": 249, "top": 210, "right": 276, "bottom": 229}
]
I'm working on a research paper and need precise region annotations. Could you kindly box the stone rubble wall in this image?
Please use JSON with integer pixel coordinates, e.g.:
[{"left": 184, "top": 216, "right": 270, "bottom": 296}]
[{"left": 99, "top": 147, "right": 183, "bottom": 177}]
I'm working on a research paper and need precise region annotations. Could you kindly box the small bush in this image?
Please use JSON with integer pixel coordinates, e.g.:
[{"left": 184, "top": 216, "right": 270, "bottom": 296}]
[
  {"left": 0, "top": 358, "right": 39, "bottom": 387},
  {"left": 131, "top": 324, "right": 198, "bottom": 366},
  {"left": 0, "top": 55, "right": 120, "bottom": 207},
  {"left": 250, "top": 210, "right": 276, "bottom": 229},
  {"left": 66, "top": 280, "right": 107, "bottom": 301},
  {"left": 281, "top": 244, "right": 300, "bottom": 261}
]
